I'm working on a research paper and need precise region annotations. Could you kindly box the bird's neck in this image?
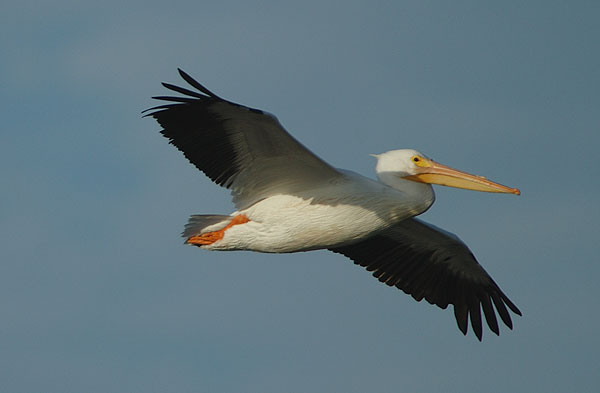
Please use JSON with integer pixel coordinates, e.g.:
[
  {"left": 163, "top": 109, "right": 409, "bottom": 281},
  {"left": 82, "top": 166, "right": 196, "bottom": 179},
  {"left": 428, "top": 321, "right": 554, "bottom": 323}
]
[{"left": 376, "top": 172, "right": 436, "bottom": 214}]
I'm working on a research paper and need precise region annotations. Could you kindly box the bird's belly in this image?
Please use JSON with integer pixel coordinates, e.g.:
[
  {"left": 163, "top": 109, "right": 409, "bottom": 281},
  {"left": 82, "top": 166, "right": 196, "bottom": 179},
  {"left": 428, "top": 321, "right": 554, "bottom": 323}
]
[{"left": 214, "top": 194, "right": 418, "bottom": 253}]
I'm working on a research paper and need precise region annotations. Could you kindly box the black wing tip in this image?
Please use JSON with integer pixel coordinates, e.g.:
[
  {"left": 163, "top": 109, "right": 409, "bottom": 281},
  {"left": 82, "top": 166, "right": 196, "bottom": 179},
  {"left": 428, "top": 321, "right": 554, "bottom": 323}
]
[
  {"left": 143, "top": 69, "right": 219, "bottom": 118},
  {"left": 144, "top": 69, "right": 268, "bottom": 118},
  {"left": 160, "top": 82, "right": 206, "bottom": 99},
  {"left": 177, "top": 68, "right": 222, "bottom": 99},
  {"left": 504, "top": 296, "right": 523, "bottom": 316},
  {"left": 453, "top": 291, "right": 521, "bottom": 341}
]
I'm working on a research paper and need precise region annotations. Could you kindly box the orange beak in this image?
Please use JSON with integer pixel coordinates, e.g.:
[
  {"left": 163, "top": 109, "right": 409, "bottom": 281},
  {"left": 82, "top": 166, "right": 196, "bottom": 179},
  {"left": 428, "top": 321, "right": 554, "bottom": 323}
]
[{"left": 405, "top": 158, "right": 520, "bottom": 195}]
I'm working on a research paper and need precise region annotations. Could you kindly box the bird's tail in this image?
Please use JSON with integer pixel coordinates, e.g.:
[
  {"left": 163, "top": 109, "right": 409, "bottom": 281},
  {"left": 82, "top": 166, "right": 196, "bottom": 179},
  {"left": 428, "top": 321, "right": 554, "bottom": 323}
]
[{"left": 182, "top": 215, "right": 232, "bottom": 239}]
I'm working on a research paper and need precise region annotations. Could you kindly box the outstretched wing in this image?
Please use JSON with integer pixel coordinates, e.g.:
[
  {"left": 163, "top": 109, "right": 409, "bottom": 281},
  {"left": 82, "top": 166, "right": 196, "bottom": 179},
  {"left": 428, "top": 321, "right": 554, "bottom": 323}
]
[
  {"left": 144, "top": 69, "right": 342, "bottom": 208},
  {"left": 329, "top": 218, "right": 521, "bottom": 340}
]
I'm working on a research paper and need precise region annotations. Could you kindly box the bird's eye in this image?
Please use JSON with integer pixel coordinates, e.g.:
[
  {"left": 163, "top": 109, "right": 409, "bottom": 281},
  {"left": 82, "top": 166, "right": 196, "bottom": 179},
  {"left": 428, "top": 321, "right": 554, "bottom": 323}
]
[{"left": 412, "top": 156, "right": 420, "bottom": 163}]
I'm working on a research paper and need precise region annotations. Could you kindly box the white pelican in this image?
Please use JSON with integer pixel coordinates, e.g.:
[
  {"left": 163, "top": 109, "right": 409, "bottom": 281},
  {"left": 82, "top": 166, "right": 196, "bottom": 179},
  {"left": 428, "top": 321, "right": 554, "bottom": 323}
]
[{"left": 145, "top": 69, "right": 522, "bottom": 340}]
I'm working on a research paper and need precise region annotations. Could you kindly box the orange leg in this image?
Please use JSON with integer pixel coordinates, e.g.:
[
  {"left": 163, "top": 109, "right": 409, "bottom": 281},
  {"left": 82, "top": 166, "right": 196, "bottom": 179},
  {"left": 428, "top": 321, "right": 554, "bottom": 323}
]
[{"left": 186, "top": 214, "right": 250, "bottom": 246}]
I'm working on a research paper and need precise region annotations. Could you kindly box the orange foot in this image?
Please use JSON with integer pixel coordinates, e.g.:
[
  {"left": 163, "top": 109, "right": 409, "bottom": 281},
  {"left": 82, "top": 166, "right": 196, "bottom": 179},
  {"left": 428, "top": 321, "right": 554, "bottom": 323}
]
[{"left": 186, "top": 214, "right": 250, "bottom": 246}]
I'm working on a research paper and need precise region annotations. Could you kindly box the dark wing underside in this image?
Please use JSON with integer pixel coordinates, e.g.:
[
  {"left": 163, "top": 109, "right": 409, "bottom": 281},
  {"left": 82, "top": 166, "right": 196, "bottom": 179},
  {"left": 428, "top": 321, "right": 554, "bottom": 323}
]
[
  {"left": 329, "top": 218, "right": 521, "bottom": 341},
  {"left": 144, "top": 69, "right": 341, "bottom": 208}
]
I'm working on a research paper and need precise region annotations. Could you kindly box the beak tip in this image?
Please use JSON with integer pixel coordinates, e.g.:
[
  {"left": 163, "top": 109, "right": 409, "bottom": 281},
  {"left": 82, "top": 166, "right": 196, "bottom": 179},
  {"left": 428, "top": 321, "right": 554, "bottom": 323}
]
[{"left": 513, "top": 188, "right": 521, "bottom": 196}]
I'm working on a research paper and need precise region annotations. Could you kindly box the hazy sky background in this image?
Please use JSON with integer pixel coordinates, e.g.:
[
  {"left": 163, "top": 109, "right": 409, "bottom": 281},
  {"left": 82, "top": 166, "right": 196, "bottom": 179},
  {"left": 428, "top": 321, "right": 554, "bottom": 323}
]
[{"left": 2, "top": 1, "right": 599, "bottom": 392}]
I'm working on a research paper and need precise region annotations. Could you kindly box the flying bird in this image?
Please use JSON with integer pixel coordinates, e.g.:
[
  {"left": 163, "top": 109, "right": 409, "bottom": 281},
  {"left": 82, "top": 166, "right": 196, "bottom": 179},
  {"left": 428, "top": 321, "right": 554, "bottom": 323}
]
[{"left": 145, "top": 69, "right": 522, "bottom": 340}]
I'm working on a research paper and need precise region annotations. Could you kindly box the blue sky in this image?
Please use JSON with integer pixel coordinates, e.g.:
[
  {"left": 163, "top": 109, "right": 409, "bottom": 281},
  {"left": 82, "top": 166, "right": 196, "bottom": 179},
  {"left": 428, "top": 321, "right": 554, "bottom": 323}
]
[{"left": 2, "top": 1, "right": 599, "bottom": 392}]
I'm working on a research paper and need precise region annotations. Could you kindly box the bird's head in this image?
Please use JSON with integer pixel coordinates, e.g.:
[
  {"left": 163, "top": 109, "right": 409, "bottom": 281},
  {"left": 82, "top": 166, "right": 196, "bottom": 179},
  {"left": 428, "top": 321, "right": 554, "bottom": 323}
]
[{"left": 371, "top": 149, "right": 520, "bottom": 195}]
